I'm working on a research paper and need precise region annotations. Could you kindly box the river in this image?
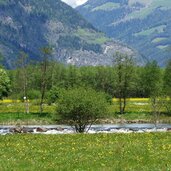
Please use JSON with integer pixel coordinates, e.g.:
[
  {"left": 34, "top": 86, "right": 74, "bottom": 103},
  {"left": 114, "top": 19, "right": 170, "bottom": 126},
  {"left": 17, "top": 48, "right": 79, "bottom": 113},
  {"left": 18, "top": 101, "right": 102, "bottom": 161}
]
[{"left": 0, "top": 123, "right": 171, "bottom": 135}]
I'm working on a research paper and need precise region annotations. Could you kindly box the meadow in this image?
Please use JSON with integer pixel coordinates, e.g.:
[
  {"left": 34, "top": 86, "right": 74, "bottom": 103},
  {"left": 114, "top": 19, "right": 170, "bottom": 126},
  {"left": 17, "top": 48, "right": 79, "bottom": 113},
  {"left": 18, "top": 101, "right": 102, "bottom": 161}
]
[
  {"left": 0, "top": 98, "right": 171, "bottom": 125},
  {"left": 0, "top": 133, "right": 170, "bottom": 170}
]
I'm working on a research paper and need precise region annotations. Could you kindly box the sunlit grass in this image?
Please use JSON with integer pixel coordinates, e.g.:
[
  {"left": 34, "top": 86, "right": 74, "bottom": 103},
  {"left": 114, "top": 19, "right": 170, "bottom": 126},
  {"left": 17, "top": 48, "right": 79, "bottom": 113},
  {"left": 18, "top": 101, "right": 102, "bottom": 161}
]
[
  {"left": 0, "top": 133, "right": 170, "bottom": 170},
  {"left": 0, "top": 102, "right": 56, "bottom": 125},
  {"left": 113, "top": 98, "right": 149, "bottom": 102},
  {"left": 0, "top": 99, "right": 21, "bottom": 103}
]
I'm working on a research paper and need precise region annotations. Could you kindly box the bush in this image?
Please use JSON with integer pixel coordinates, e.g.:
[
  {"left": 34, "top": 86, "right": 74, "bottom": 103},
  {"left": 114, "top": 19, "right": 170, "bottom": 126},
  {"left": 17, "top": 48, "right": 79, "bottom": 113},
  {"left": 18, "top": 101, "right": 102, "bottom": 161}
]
[{"left": 57, "top": 87, "right": 108, "bottom": 133}]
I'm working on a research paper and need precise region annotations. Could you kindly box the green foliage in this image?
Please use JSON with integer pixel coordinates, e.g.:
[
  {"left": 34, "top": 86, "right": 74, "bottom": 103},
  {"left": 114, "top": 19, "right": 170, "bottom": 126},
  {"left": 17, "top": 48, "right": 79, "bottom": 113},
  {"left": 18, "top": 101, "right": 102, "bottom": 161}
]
[
  {"left": 113, "top": 52, "right": 135, "bottom": 114},
  {"left": 164, "top": 60, "right": 171, "bottom": 96},
  {"left": 5, "top": 58, "right": 171, "bottom": 116},
  {"left": 57, "top": 87, "right": 108, "bottom": 132},
  {"left": 27, "top": 90, "right": 41, "bottom": 100},
  {"left": 163, "top": 60, "right": 171, "bottom": 114},
  {"left": 47, "top": 87, "right": 65, "bottom": 104},
  {"left": 0, "top": 68, "right": 10, "bottom": 99},
  {"left": 141, "top": 61, "right": 162, "bottom": 97}
]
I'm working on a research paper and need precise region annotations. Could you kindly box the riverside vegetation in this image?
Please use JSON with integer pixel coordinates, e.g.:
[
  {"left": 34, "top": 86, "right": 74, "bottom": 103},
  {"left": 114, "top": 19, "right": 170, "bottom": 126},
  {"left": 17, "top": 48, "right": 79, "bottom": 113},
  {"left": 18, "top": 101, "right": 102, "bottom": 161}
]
[
  {"left": 0, "top": 98, "right": 171, "bottom": 125},
  {"left": 0, "top": 53, "right": 171, "bottom": 126}
]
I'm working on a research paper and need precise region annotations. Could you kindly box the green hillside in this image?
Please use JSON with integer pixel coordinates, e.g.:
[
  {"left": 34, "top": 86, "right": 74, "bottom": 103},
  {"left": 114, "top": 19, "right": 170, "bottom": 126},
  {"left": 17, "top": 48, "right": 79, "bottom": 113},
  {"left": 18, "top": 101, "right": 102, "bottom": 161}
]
[
  {"left": 77, "top": 0, "right": 171, "bottom": 66},
  {"left": 0, "top": 0, "right": 136, "bottom": 68}
]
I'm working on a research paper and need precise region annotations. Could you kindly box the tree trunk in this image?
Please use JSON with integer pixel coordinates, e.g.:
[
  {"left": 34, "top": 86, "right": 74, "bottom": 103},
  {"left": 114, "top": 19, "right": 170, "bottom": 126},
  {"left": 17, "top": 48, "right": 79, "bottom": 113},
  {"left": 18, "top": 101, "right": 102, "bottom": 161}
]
[{"left": 123, "top": 97, "right": 126, "bottom": 114}]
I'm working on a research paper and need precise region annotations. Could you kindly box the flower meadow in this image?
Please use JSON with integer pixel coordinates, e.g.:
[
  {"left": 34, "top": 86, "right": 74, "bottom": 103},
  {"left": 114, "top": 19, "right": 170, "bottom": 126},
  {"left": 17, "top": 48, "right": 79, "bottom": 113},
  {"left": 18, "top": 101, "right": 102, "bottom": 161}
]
[{"left": 0, "top": 133, "right": 171, "bottom": 170}]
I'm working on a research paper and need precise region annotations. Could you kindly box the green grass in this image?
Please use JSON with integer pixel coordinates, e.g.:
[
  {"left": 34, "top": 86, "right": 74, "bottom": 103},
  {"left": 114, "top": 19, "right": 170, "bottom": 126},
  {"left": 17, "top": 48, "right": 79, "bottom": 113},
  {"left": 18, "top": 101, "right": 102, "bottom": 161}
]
[
  {"left": 107, "top": 100, "right": 171, "bottom": 123},
  {"left": 134, "top": 25, "right": 166, "bottom": 36},
  {"left": 152, "top": 37, "right": 167, "bottom": 43},
  {"left": 0, "top": 112, "right": 53, "bottom": 125},
  {"left": 92, "top": 2, "right": 120, "bottom": 12},
  {"left": 157, "top": 45, "right": 169, "bottom": 50},
  {"left": 0, "top": 99, "right": 171, "bottom": 124},
  {"left": 0, "top": 102, "right": 56, "bottom": 125},
  {"left": 0, "top": 133, "right": 170, "bottom": 170},
  {"left": 75, "top": 28, "right": 109, "bottom": 45}
]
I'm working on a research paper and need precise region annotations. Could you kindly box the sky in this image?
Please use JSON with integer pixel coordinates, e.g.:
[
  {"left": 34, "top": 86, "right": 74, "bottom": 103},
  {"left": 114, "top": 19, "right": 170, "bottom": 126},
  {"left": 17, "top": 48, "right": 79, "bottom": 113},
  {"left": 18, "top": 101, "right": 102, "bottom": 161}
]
[{"left": 61, "top": 0, "right": 88, "bottom": 8}]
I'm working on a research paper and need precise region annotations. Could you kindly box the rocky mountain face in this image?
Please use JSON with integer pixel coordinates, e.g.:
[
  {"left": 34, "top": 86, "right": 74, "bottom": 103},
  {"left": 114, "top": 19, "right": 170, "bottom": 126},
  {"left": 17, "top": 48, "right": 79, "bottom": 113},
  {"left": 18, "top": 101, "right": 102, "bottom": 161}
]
[
  {"left": 0, "top": 0, "right": 139, "bottom": 68},
  {"left": 77, "top": 0, "right": 171, "bottom": 66}
]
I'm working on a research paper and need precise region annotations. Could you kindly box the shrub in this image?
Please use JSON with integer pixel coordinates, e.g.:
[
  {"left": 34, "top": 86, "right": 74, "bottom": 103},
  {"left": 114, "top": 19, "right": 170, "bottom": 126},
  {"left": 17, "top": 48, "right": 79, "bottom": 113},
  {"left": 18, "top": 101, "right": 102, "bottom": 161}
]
[{"left": 57, "top": 87, "right": 108, "bottom": 133}]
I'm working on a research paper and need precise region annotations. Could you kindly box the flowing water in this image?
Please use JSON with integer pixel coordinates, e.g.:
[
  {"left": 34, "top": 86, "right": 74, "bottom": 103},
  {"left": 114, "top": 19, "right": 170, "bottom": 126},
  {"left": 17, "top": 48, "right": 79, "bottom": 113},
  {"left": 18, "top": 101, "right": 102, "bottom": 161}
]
[{"left": 0, "top": 124, "right": 171, "bottom": 135}]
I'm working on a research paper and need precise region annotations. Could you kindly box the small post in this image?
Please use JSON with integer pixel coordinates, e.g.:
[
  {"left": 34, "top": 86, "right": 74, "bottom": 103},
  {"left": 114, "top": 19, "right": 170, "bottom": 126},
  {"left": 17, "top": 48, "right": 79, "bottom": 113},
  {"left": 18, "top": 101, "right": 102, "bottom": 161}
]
[{"left": 24, "top": 96, "right": 29, "bottom": 114}]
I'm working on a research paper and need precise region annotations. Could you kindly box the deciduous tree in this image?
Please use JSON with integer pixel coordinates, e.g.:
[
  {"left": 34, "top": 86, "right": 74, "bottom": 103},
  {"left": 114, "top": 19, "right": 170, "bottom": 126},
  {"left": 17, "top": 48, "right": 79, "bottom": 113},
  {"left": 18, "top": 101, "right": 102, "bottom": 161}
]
[
  {"left": 113, "top": 52, "right": 135, "bottom": 114},
  {"left": 0, "top": 68, "right": 10, "bottom": 99},
  {"left": 40, "top": 46, "right": 53, "bottom": 114},
  {"left": 163, "top": 60, "right": 171, "bottom": 114}
]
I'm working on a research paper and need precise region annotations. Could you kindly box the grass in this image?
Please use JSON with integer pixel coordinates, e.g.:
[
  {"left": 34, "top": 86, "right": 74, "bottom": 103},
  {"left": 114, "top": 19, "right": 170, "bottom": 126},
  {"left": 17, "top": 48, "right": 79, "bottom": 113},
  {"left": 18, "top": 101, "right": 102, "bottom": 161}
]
[
  {"left": 157, "top": 45, "right": 169, "bottom": 50},
  {"left": 152, "top": 37, "right": 167, "bottom": 43},
  {"left": 75, "top": 28, "right": 109, "bottom": 45},
  {"left": 0, "top": 113, "right": 53, "bottom": 125},
  {"left": 134, "top": 25, "right": 166, "bottom": 37},
  {"left": 0, "top": 102, "right": 56, "bottom": 125},
  {"left": 0, "top": 133, "right": 170, "bottom": 170},
  {"left": 92, "top": 2, "right": 120, "bottom": 12},
  {"left": 0, "top": 98, "right": 171, "bottom": 124}
]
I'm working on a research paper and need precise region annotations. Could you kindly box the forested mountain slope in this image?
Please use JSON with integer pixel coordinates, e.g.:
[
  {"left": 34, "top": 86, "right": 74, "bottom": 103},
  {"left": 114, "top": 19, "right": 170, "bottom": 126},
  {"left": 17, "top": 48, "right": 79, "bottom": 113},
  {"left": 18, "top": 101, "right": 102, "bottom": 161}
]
[
  {"left": 77, "top": 0, "right": 171, "bottom": 66},
  {"left": 0, "top": 0, "right": 138, "bottom": 68}
]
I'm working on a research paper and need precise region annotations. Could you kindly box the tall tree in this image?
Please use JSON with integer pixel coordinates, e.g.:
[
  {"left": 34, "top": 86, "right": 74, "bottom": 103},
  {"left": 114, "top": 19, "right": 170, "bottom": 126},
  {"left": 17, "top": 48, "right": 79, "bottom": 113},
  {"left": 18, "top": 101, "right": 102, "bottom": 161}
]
[
  {"left": 141, "top": 61, "right": 162, "bottom": 98},
  {"left": 95, "top": 66, "right": 115, "bottom": 96},
  {"left": 39, "top": 46, "right": 53, "bottom": 114},
  {"left": 16, "top": 51, "right": 29, "bottom": 113},
  {"left": 0, "top": 68, "right": 11, "bottom": 99},
  {"left": 163, "top": 59, "right": 171, "bottom": 114},
  {"left": 113, "top": 52, "right": 135, "bottom": 114},
  {"left": 142, "top": 61, "right": 163, "bottom": 125}
]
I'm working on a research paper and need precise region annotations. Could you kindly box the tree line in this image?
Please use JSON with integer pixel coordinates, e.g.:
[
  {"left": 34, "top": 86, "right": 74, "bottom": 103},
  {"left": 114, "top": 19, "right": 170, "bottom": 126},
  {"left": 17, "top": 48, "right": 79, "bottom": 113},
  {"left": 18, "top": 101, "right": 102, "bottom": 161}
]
[{"left": 0, "top": 51, "right": 171, "bottom": 115}]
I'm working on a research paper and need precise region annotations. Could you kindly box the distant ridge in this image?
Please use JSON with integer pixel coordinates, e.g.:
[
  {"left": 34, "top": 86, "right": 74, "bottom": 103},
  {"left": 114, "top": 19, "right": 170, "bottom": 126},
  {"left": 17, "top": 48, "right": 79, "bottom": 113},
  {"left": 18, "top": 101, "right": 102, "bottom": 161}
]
[
  {"left": 77, "top": 0, "right": 171, "bottom": 66},
  {"left": 0, "top": 0, "right": 141, "bottom": 68}
]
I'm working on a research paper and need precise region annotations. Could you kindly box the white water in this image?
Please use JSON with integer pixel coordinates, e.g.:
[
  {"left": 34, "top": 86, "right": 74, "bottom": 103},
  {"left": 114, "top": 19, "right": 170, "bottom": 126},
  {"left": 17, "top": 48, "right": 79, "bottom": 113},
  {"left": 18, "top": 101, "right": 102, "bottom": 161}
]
[{"left": 0, "top": 124, "right": 171, "bottom": 135}]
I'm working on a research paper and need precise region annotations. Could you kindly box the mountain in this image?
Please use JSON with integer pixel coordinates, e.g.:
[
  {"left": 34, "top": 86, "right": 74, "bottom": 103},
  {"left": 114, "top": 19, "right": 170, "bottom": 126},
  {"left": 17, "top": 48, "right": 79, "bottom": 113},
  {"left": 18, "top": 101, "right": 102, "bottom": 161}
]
[
  {"left": 77, "top": 0, "right": 171, "bottom": 66},
  {"left": 0, "top": 0, "right": 138, "bottom": 68}
]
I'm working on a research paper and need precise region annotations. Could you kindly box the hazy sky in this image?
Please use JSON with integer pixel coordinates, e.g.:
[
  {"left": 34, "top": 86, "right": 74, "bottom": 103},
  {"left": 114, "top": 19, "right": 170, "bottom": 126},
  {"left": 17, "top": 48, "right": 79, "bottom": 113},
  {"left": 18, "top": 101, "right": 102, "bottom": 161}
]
[{"left": 61, "top": 0, "right": 88, "bottom": 8}]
